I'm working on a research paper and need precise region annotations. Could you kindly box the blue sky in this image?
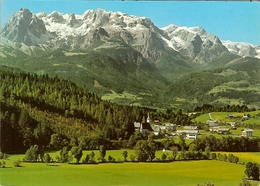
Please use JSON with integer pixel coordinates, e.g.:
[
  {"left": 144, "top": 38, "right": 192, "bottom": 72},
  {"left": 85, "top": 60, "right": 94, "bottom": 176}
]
[{"left": 1, "top": 1, "right": 260, "bottom": 45}]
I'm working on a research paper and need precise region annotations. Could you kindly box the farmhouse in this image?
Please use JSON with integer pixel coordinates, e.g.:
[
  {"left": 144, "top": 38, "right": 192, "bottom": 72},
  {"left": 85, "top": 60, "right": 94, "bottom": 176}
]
[
  {"left": 229, "top": 122, "right": 238, "bottom": 128},
  {"left": 184, "top": 126, "right": 198, "bottom": 130},
  {"left": 242, "top": 129, "right": 253, "bottom": 137},
  {"left": 188, "top": 112, "right": 198, "bottom": 117},
  {"left": 176, "top": 130, "right": 199, "bottom": 139},
  {"left": 134, "top": 122, "right": 141, "bottom": 131},
  {"left": 228, "top": 114, "right": 235, "bottom": 119},
  {"left": 242, "top": 115, "right": 249, "bottom": 121},
  {"left": 165, "top": 123, "right": 176, "bottom": 131},
  {"left": 206, "top": 120, "right": 218, "bottom": 127},
  {"left": 209, "top": 127, "right": 230, "bottom": 134},
  {"left": 152, "top": 125, "right": 161, "bottom": 136}
]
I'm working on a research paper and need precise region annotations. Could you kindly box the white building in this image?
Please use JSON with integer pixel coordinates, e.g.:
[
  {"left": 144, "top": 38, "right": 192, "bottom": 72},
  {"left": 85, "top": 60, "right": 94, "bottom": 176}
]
[
  {"left": 184, "top": 126, "right": 198, "bottom": 130},
  {"left": 134, "top": 122, "right": 141, "bottom": 131},
  {"left": 165, "top": 123, "right": 176, "bottom": 131},
  {"left": 176, "top": 130, "right": 199, "bottom": 139},
  {"left": 209, "top": 127, "right": 230, "bottom": 134},
  {"left": 229, "top": 122, "right": 238, "bottom": 128},
  {"left": 152, "top": 125, "right": 161, "bottom": 136},
  {"left": 242, "top": 129, "right": 253, "bottom": 137},
  {"left": 147, "top": 112, "right": 152, "bottom": 126},
  {"left": 206, "top": 120, "right": 218, "bottom": 127},
  {"left": 134, "top": 113, "right": 154, "bottom": 136}
]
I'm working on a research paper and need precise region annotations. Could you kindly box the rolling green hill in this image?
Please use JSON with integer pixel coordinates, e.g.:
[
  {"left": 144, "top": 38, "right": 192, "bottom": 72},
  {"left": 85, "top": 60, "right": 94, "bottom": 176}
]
[{"left": 165, "top": 58, "right": 260, "bottom": 109}]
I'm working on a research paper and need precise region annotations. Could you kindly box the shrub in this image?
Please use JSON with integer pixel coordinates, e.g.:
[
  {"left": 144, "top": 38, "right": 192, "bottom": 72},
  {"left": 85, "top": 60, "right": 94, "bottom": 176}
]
[
  {"left": 0, "top": 160, "right": 6, "bottom": 168},
  {"left": 244, "top": 162, "right": 259, "bottom": 180},
  {"left": 210, "top": 153, "right": 217, "bottom": 160},
  {"left": 130, "top": 154, "right": 135, "bottom": 162},
  {"left": 44, "top": 154, "right": 51, "bottom": 164},
  {"left": 161, "top": 153, "right": 167, "bottom": 161},
  {"left": 107, "top": 155, "right": 115, "bottom": 162},
  {"left": 13, "top": 160, "right": 21, "bottom": 167}
]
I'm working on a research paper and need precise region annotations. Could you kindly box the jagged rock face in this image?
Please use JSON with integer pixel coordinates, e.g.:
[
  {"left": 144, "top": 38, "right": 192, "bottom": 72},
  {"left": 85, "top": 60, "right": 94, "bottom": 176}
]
[
  {"left": 1, "top": 8, "right": 259, "bottom": 63},
  {"left": 222, "top": 41, "right": 260, "bottom": 58},
  {"left": 0, "top": 9, "right": 54, "bottom": 45},
  {"left": 162, "top": 25, "right": 230, "bottom": 63}
]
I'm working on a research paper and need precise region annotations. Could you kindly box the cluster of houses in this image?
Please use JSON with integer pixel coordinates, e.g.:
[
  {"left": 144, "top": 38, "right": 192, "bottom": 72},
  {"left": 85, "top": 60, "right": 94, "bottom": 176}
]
[
  {"left": 228, "top": 114, "right": 250, "bottom": 121},
  {"left": 134, "top": 113, "right": 199, "bottom": 139},
  {"left": 133, "top": 115, "right": 177, "bottom": 137},
  {"left": 206, "top": 119, "right": 254, "bottom": 137},
  {"left": 133, "top": 113, "right": 254, "bottom": 140}
]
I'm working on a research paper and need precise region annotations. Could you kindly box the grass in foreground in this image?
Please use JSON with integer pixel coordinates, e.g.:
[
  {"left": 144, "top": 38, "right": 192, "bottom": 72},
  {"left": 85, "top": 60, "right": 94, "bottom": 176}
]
[{"left": 0, "top": 160, "right": 245, "bottom": 186}]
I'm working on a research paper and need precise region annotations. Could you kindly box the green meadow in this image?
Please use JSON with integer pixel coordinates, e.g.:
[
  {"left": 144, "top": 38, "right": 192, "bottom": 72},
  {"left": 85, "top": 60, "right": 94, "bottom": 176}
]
[
  {"left": 193, "top": 111, "right": 260, "bottom": 125},
  {"left": 217, "top": 152, "right": 260, "bottom": 164},
  {"left": 1, "top": 160, "right": 245, "bottom": 186}
]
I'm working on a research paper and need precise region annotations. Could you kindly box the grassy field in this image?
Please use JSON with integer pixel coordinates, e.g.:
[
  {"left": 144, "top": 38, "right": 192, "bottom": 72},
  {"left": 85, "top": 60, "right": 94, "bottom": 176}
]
[
  {"left": 217, "top": 152, "right": 260, "bottom": 164},
  {"left": 193, "top": 111, "right": 260, "bottom": 137},
  {"left": 193, "top": 111, "right": 260, "bottom": 124},
  {"left": 0, "top": 159, "right": 246, "bottom": 186}
]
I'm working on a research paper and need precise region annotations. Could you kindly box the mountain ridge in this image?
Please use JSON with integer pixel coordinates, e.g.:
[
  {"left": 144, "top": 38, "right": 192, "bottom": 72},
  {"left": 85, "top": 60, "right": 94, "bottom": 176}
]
[
  {"left": 1, "top": 8, "right": 259, "bottom": 60},
  {"left": 1, "top": 8, "right": 260, "bottom": 109}
]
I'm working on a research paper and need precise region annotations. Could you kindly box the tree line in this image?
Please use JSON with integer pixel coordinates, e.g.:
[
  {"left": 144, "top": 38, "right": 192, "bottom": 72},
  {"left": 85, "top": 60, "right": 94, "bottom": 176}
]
[{"left": 193, "top": 104, "right": 256, "bottom": 114}]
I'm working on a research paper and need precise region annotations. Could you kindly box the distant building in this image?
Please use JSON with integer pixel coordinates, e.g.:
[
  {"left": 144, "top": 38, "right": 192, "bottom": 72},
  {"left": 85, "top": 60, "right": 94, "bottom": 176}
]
[
  {"left": 152, "top": 125, "right": 161, "bottom": 136},
  {"left": 242, "top": 129, "right": 253, "bottom": 137},
  {"left": 134, "top": 122, "right": 141, "bottom": 131},
  {"left": 133, "top": 113, "right": 154, "bottom": 136},
  {"left": 184, "top": 126, "right": 198, "bottom": 130},
  {"left": 165, "top": 123, "right": 177, "bottom": 131},
  {"left": 209, "top": 127, "right": 230, "bottom": 134},
  {"left": 188, "top": 112, "right": 197, "bottom": 117},
  {"left": 147, "top": 112, "right": 152, "bottom": 126},
  {"left": 140, "top": 122, "right": 154, "bottom": 136},
  {"left": 176, "top": 130, "right": 199, "bottom": 139},
  {"left": 206, "top": 120, "right": 218, "bottom": 127},
  {"left": 242, "top": 115, "right": 249, "bottom": 121},
  {"left": 228, "top": 114, "right": 235, "bottom": 119},
  {"left": 229, "top": 122, "right": 238, "bottom": 128}
]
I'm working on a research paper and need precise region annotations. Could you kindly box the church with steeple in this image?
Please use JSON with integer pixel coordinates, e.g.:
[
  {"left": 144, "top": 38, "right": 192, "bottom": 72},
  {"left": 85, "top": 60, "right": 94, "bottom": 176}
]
[{"left": 133, "top": 113, "right": 154, "bottom": 136}]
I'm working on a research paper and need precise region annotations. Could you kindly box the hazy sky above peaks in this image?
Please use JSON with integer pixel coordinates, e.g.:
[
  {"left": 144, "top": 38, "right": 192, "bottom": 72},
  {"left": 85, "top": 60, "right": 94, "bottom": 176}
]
[{"left": 1, "top": 0, "right": 260, "bottom": 45}]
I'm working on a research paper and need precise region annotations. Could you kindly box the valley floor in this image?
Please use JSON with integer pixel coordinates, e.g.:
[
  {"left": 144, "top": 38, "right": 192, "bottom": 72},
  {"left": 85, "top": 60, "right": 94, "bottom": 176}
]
[{"left": 0, "top": 156, "right": 253, "bottom": 186}]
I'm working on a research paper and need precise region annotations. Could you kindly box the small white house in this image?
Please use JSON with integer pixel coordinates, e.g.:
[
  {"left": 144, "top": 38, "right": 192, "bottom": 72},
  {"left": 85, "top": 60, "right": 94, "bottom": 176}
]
[
  {"left": 242, "top": 115, "right": 249, "bottom": 121},
  {"left": 134, "top": 122, "right": 141, "bottom": 131},
  {"left": 152, "top": 125, "right": 161, "bottom": 136},
  {"left": 184, "top": 126, "right": 198, "bottom": 130},
  {"left": 165, "top": 123, "right": 177, "bottom": 131},
  {"left": 242, "top": 129, "right": 253, "bottom": 137},
  {"left": 206, "top": 120, "right": 218, "bottom": 127},
  {"left": 229, "top": 122, "right": 238, "bottom": 128},
  {"left": 210, "top": 127, "right": 230, "bottom": 134},
  {"left": 176, "top": 130, "right": 199, "bottom": 139}
]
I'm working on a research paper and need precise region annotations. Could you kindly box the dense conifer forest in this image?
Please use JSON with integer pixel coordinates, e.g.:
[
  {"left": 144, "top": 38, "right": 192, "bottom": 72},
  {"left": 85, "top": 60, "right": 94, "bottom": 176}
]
[{"left": 0, "top": 68, "right": 192, "bottom": 153}]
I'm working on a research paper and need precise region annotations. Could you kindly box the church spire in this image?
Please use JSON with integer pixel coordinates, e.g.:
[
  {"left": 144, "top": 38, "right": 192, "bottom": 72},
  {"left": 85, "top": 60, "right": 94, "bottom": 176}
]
[{"left": 147, "top": 112, "right": 152, "bottom": 126}]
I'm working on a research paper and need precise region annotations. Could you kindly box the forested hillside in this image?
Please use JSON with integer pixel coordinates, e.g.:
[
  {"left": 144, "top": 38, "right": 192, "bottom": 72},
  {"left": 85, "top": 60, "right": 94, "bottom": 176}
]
[
  {"left": 0, "top": 68, "right": 192, "bottom": 153},
  {"left": 165, "top": 58, "right": 260, "bottom": 108},
  {"left": 0, "top": 68, "right": 140, "bottom": 152}
]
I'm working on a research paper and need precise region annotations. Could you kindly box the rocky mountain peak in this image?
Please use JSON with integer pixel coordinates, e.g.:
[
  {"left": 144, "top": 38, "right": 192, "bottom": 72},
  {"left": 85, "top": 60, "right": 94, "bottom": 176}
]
[
  {"left": 0, "top": 8, "right": 55, "bottom": 45},
  {"left": 1, "top": 8, "right": 259, "bottom": 61}
]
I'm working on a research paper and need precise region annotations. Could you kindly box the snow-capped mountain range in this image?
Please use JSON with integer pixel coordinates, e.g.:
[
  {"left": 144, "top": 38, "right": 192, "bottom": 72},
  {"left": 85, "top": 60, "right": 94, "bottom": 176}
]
[
  {"left": 1, "top": 8, "right": 260, "bottom": 109},
  {"left": 1, "top": 8, "right": 260, "bottom": 61}
]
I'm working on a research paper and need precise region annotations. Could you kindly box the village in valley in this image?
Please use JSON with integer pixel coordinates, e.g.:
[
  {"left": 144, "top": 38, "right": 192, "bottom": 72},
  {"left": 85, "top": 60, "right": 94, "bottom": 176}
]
[{"left": 134, "top": 112, "right": 256, "bottom": 140}]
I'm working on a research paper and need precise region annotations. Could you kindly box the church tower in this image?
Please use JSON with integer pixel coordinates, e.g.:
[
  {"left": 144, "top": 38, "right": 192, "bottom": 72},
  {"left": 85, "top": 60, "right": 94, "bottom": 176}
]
[{"left": 147, "top": 112, "right": 152, "bottom": 127}]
